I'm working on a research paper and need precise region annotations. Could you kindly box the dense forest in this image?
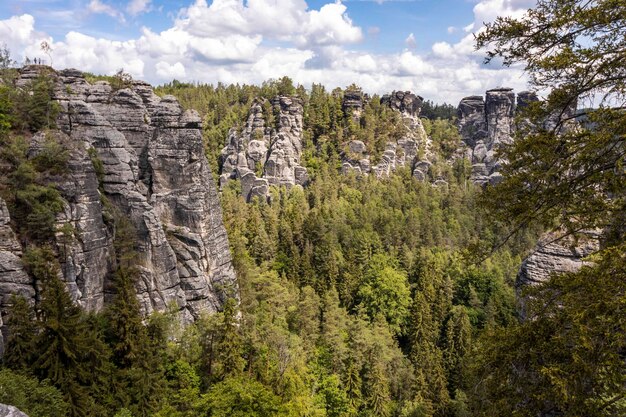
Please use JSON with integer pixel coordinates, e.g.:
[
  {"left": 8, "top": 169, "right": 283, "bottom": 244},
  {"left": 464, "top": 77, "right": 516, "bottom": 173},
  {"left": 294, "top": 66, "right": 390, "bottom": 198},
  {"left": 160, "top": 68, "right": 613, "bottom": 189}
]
[{"left": 0, "top": 0, "right": 625, "bottom": 416}]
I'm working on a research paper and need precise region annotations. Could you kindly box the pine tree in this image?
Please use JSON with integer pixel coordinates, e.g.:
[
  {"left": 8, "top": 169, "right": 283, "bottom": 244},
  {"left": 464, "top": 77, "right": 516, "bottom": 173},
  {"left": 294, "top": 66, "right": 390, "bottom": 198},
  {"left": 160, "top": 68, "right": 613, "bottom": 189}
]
[
  {"left": 3, "top": 294, "right": 37, "bottom": 370},
  {"left": 25, "top": 247, "right": 93, "bottom": 417},
  {"left": 408, "top": 291, "right": 449, "bottom": 414},
  {"left": 442, "top": 306, "right": 471, "bottom": 396},
  {"left": 217, "top": 297, "right": 245, "bottom": 379}
]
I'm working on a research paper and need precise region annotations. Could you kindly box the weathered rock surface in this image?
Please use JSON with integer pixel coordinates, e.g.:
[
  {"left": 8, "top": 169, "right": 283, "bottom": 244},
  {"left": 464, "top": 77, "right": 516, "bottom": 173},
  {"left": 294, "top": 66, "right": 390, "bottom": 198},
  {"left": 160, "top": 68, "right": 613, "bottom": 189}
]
[
  {"left": 342, "top": 91, "right": 430, "bottom": 179},
  {"left": 0, "top": 404, "right": 29, "bottom": 417},
  {"left": 381, "top": 91, "right": 423, "bottom": 118},
  {"left": 516, "top": 232, "right": 600, "bottom": 320},
  {"left": 0, "top": 66, "right": 236, "bottom": 327},
  {"left": 457, "top": 88, "right": 535, "bottom": 185},
  {"left": 220, "top": 96, "right": 308, "bottom": 201},
  {"left": 342, "top": 88, "right": 367, "bottom": 121},
  {"left": 0, "top": 197, "right": 33, "bottom": 354}
]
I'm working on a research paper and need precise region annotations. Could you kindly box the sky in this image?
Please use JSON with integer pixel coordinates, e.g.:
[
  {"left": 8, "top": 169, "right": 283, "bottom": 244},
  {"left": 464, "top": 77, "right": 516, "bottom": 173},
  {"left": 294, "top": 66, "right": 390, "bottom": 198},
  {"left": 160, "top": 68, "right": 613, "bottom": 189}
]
[{"left": 0, "top": 0, "right": 537, "bottom": 104}]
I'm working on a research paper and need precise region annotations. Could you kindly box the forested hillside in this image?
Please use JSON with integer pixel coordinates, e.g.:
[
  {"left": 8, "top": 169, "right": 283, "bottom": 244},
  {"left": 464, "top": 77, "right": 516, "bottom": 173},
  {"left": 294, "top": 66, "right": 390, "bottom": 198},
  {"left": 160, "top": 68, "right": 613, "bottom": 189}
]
[{"left": 1, "top": 0, "right": 625, "bottom": 411}]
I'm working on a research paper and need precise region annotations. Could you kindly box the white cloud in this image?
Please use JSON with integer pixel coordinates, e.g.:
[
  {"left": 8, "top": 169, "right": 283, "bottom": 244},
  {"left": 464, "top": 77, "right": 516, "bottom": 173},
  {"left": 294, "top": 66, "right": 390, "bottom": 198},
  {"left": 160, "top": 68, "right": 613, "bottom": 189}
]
[
  {"left": 127, "top": 0, "right": 152, "bottom": 16},
  {"left": 447, "top": 26, "right": 457, "bottom": 34},
  {"left": 470, "top": 0, "right": 535, "bottom": 31},
  {"left": 1, "top": 0, "right": 532, "bottom": 105},
  {"left": 88, "top": 0, "right": 125, "bottom": 22},
  {"left": 156, "top": 61, "right": 186, "bottom": 78},
  {"left": 405, "top": 33, "right": 416, "bottom": 49}
]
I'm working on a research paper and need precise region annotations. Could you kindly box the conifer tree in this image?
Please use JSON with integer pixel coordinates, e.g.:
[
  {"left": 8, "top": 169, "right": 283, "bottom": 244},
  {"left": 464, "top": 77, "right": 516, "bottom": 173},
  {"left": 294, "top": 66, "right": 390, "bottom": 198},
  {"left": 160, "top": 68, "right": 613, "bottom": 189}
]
[
  {"left": 442, "top": 306, "right": 471, "bottom": 396},
  {"left": 3, "top": 294, "right": 37, "bottom": 370},
  {"left": 25, "top": 247, "right": 93, "bottom": 417}
]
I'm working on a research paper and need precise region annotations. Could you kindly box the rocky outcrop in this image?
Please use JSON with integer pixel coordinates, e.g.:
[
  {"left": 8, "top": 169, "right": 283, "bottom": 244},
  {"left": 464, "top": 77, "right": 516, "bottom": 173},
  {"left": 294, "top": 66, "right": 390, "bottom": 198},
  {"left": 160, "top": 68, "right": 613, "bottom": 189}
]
[
  {"left": 0, "top": 197, "right": 33, "bottom": 355},
  {"left": 0, "top": 405, "right": 29, "bottom": 417},
  {"left": 457, "top": 88, "right": 536, "bottom": 185},
  {"left": 342, "top": 88, "right": 366, "bottom": 121},
  {"left": 342, "top": 91, "right": 431, "bottom": 180},
  {"left": 516, "top": 232, "right": 600, "bottom": 320},
  {"left": 1, "top": 66, "right": 237, "bottom": 325},
  {"left": 220, "top": 96, "right": 308, "bottom": 201},
  {"left": 381, "top": 90, "right": 423, "bottom": 118}
]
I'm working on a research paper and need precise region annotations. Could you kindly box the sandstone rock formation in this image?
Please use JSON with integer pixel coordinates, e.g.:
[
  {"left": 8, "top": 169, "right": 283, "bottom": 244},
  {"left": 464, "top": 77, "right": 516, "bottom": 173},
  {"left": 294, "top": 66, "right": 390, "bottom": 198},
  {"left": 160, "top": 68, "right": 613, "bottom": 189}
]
[
  {"left": 457, "top": 88, "right": 537, "bottom": 185},
  {"left": 516, "top": 232, "right": 599, "bottom": 320},
  {"left": 342, "top": 91, "right": 431, "bottom": 180},
  {"left": 220, "top": 96, "right": 308, "bottom": 201},
  {"left": 342, "top": 87, "right": 367, "bottom": 121},
  {"left": 0, "top": 404, "right": 29, "bottom": 417},
  {"left": 0, "top": 197, "right": 32, "bottom": 353},
  {"left": 0, "top": 66, "right": 236, "bottom": 331}
]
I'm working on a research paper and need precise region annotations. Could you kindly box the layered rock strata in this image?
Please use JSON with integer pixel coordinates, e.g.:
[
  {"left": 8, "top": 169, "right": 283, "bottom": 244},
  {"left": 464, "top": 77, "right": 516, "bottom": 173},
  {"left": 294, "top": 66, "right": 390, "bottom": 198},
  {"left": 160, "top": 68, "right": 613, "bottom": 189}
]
[
  {"left": 0, "top": 198, "right": 33, "bottom": 354},
  {"left": 516, "top": 232, "right": 599, "bottom": 320},
  {"left": 220, "top": 96, "right": 308, "bottom": 201},
  {"left": 0, "top": 66, "right": 236, "bottom": 330},
  {"left": 457, "top": 88, "right": 540, "bottom": 186}
]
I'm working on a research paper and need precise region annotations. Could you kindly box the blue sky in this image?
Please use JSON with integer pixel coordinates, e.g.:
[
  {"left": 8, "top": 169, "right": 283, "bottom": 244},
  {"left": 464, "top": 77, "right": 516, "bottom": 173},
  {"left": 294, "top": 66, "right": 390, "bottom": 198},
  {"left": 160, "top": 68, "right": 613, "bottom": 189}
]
[{"left": 0, "top": 0, "right": 535, "bottom": 103}]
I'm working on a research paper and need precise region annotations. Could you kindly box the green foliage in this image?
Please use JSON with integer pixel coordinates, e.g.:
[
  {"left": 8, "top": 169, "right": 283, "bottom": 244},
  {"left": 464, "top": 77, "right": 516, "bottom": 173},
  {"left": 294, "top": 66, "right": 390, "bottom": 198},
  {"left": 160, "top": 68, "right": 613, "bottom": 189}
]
[
  {"left": 201, "top": 376, "right": 283, "bottom": 417},
  {"left": 420, "top": 100, "right": 456, "bottom": 120},
  {"left": 468, "top": 246, "right": 626, "bottom": 416},
  {"left": 470, "top": 1, "right": 626, "bottom": 414},
  {"left": 356, "top": 254, "right": 411, "bottom": 334},
  {"left": 0, "top": 369, "right": 69, "bottom": 417},
  {"left": 23, "top": 246, "right": 101, "bottom": 417},
  {"left": 421, "top": 118, "right": 462, "bottom": 160},
  {"left": 2, "top": 295, "right": 37, "bottom": 370},
  {"left": 0, "top": 133, "right": 69, "bottom": 243}
]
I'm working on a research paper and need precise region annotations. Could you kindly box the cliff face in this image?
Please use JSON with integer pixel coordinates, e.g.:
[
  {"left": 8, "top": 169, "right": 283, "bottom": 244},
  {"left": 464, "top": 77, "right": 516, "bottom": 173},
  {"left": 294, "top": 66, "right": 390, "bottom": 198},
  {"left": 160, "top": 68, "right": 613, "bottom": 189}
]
[
  {"left": 516, "top": 233, "right": 599, "bottom": 320},
  {"left": 220, "top": 96, "right": 308, "bottom": 201},
  {"left": 0, "top": 66, "right": 236, "bottom": 330},
  {"left": 457, "top": 88, "right": 538, "bottom": 185}
]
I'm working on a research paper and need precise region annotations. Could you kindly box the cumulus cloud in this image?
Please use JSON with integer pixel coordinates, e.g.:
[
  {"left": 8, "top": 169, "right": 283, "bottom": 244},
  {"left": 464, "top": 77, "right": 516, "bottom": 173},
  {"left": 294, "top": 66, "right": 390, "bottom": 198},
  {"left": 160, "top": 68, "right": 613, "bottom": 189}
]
[
  {"left": 470, "top": 0, "right": 535, "bottom": 31},
  {"left": 156, "top": 61, "right": 186, "bottom": 78},
  {"left": 1, "top": 0, "right": 533, "bottom": 104}
]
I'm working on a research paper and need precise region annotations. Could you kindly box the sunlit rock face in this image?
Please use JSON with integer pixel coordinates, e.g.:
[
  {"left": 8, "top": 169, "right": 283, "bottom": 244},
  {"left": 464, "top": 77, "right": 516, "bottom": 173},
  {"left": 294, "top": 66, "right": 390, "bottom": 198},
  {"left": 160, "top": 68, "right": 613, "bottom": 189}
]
[
  {"left": 220, "top": 96, "right": 308, "bottom": 201},
  {"left": 0, "top": 66, "right": 237, "bottom": 332},
  {"left": 516, "top": 232, "right": 600, "bottom": 320},
  {"left": 457, "top": 88, "right": 538, "bottom": 186}
]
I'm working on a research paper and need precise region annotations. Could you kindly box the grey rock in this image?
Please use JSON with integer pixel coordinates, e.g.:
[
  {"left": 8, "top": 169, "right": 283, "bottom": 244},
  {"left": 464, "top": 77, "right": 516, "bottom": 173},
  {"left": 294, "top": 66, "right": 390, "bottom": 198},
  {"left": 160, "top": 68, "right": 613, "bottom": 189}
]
[
  {"left": 485, "top": 88, "right": 515, "bottom": 148},
  {"left": 517, "top": 91, "right": 539, "bottom": 110},
  {"left": 339, "top": 90, "right": 428, "bottom": 179},
  {"left": 28, "top": 131, "right": 113, "bottom": 310},
  {"left": 412, "top": 160, "right": 432, "bottom": 182},
  {"left": 348, "top": 140, "right": 367, "bottom": 155},
  {"left": 433, "top": 179, "right": 448, "bottom": 189},
  {"left": 472, "top": 163, "right": 489, "bottom": 177},
  {"left": 457, "top": 88, "right": 518, "bottom": 184},
  {"left": 220, "top": 96, "right": 308, "bottom": 201},
  {"left": 488, "top": 171, "right": 503, "bottom": 186},
  {"left": 342, "top": 88, "right": 366, "bottom": 121},
  {"left": 381, "top": 91, "right": 423, "bottom": 117},
  {"left": 457, "top": 95, "right": 487, "bottom": 149},
  {"left": 0, "top": 404, "right": 29, "bottom": 417},
  {"left": 517, "top": 232, "right": 600, "bottom": 320},
  {"left": 8, "top": 66, "right": 237, "bottom": 321},
  {"left": 0, "top": 197, "right": 33, "bottom": 359},
  {"left": 472, "top": 140, "right": 488, "bottom": 163}
]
